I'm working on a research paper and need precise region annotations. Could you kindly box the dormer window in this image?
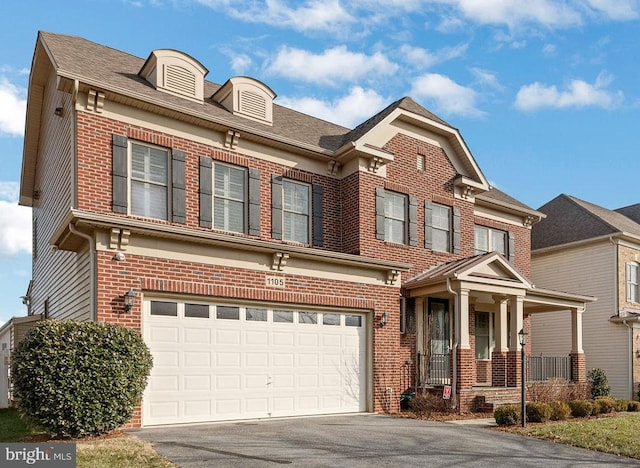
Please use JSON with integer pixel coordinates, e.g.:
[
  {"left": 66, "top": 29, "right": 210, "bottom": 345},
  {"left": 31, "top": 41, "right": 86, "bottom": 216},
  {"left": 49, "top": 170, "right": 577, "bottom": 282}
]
[
  {"left": 139, "top": 49, "right": 208, "bottom": 102},
  {"left": 212, "top": 77, "right": 276, "bottom": 125}
]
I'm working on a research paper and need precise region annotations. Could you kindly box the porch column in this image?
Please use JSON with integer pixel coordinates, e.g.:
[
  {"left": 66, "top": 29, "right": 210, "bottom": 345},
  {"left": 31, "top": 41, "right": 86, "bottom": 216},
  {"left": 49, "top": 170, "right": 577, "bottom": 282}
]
[
  {"left": 507, "top": 295, "right": 524, "bottom": 387},
  {"left": 492, "top": 297, "right": 509, "bottom": 387},
  {"left": 456, "top": 288, "right": 474, "bottom": 392},
  {"left": 570, "top": 307, "right": 586, "bottom": 382}
]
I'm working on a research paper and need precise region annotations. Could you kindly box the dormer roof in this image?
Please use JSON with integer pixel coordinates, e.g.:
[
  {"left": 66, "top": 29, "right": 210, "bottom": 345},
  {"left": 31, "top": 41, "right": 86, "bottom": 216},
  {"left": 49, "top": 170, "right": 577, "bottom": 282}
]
[
  {"left": 139, "top": 49, "right": 208, "bottom": 102},
  {"left": 211, "top": 76, "right": 276, "bottom": 125}
]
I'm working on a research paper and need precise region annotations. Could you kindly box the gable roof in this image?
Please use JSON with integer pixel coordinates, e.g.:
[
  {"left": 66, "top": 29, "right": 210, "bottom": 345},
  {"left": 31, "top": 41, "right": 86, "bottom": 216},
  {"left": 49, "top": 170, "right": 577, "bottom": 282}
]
[
  {"left": 615, "top": 203, "right": 640, "bottom": 224},
  {"left": 403, "top": 252, "right": 532, "bottom": 290},
  {"left": 532, "top": 194, "right": 640, "bottom": 250},
  {"left": 476, "top": 187, "right": 544, "bottom": 221}
]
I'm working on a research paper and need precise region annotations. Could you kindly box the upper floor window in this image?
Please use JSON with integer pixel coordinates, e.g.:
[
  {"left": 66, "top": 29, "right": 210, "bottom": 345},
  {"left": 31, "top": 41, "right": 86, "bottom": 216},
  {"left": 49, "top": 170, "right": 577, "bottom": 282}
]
[
  {"left": 130, "top": 142, "right": 169, "bottom": 220},
  {"left": 627, "top": 263, "right": 639, "bottom": 303},
  {"left": 199, "top": 157, "right": 260, "bottom": 235},
  {"left": 385, "top": 190, "right": 407, "bottom": 244},
  {"left": 432, "top": 204, "right": 451, "bottom": 252},
  {"left": 283, "top": 179, "right": 310, "bottom": 244},
  {"left": 272, "top": 175, "right": 323, "bottom": 246},
  {"left": 112, "top": 134, "right": 186, "bottom": 224},
  {"left": 214, "top": 163, "right": 246, "bottom": 233},
  {"left": 474, "top": 225, "right": 515, "bottom": 263},
  {"left": 375, "top": 188, "right": 418, "bottom": 246}
]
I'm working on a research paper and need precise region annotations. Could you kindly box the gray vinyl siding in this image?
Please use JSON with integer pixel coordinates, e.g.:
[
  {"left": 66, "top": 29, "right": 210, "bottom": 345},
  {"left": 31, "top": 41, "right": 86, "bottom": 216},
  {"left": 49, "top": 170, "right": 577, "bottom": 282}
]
[
  {"left": 30, "top": 72, "right": 91, "bottom": 322},
  {"left": 531, "top": 242, "right": 630, "bottom": 398}
]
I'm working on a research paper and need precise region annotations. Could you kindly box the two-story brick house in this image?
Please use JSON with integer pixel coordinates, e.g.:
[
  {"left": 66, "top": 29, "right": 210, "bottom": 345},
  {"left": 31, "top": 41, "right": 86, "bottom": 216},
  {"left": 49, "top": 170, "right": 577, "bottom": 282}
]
[{"left": 19, "top": 31, "right": 592, "bottom": 427}]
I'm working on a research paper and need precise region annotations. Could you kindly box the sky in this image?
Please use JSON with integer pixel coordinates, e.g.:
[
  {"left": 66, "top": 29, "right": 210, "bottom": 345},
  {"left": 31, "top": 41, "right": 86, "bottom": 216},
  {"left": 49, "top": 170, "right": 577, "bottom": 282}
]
[{"left": 0, "top": 0, "right": 639, "bottom": 324}]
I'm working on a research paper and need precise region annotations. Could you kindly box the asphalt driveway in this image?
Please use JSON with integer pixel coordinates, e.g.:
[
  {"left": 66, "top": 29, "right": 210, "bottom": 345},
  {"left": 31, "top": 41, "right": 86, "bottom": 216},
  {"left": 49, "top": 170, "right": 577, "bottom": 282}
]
[{"left": 132, "top": 414, "right": 638, "bottom": 467}]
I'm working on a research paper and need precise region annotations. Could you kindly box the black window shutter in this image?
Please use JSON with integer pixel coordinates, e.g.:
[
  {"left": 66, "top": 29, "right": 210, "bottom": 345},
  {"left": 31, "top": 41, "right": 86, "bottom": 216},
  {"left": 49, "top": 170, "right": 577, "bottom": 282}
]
[
  {"left": 199, "top": 156, "right": 212, "bottom": 228},
  {"left": 508, "top": 231, "right": 515, "bottom": 263},
  {"left": 424, "top": 200, "right": 433, "bottom": 249},
  {"left": 172, "top": 149, "right": 186, "bottom": 224},
  {"left": 408, "top": 196, "right": 418, "bottom": 246},
  {"left": 112, "top": 134, "right": 128, "bottom": 214},
  {"left": 375, "top": 187, "right": 385, "bottom": 241},
  {"left": 453, "top": 207, "right": 461, "bottom": 254},
  {"left": 271, "top": 175, "right": 283, "bottom": 240},
  {"left": 312, "top": 184, "right": 324, "bottom": 247},
  {"left": 248, "top": 168, "right": 261, "bottom": 236}
]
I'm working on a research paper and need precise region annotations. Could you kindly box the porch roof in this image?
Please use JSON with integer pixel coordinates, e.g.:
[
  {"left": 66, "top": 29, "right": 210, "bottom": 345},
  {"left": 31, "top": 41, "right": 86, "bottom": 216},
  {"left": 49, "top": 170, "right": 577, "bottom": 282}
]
[{"left": 403, "top": 252, "right": 595, "bottom": 312}]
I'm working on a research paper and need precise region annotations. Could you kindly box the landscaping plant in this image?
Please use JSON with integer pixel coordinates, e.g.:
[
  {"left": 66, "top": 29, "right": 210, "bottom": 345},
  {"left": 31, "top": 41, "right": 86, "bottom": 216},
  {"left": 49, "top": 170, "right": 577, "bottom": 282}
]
[
  {"left": 526, "top": 402, "right": 552, "bottom": 423},
  {"left": 494, "top": 404, "right": 520, "bottom": 426},
  {"left": 11, "top": 320, "right": 153, "bottom": 438},
  {"left": 587, "top": 368, "right": 610, "bottom": 399}
]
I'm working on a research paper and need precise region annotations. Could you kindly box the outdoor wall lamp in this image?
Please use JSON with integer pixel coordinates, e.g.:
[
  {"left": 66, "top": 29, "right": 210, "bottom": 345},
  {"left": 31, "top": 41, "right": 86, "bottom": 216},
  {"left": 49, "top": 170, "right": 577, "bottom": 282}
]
[
  {"left": 378, "top": 311, "right": 389, "bottom": 328},
  {"left": 518, "top": 327, "right": 528, "bottom": 428},
  {"left": 123, "top": 288, "right": 136, "bottom": 313},
  {"left": 54, "top": 107, "right": 63, "bottom": 117}
]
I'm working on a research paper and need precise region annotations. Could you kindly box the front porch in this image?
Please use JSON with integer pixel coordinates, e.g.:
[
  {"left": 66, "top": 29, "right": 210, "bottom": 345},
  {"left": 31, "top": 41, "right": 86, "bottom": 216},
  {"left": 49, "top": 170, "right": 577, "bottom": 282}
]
[{"left": 404, "top": 253, "right": 594, "bottom": 413}]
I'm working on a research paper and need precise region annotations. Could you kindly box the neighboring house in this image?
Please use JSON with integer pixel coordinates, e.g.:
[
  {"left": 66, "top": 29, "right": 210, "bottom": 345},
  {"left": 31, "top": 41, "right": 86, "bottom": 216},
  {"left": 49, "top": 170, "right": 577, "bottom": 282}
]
[
  {"left": 532, "top": 194, "right": 640, "bottom": 399},
  {"left": 0, "top": 314, "right": 43, "bottom": 408},
  {"left": 19, "top": 31, "right": 592, "bottom": 428}
]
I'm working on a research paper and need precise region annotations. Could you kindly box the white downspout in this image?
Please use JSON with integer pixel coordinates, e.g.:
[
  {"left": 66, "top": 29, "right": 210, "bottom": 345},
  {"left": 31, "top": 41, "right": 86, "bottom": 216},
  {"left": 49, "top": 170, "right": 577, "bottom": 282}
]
[
  {"left": 68, "top": 223, "right": 96, "bottom": 321},
  {"left": 623, "top": 320, "right": 634, "bottom": 399},
  {"left": 447, "top": 277, "right": 458, "bottom": 410}
]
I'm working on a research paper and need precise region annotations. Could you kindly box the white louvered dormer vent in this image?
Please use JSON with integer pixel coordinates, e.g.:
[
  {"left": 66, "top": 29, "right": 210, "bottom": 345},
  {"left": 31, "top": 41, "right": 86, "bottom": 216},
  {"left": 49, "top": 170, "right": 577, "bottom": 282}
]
[
  {"left": 139, "top": 49, "right": 208, "bottom": 103},
  {"left": 212, "top": 76, "right": 276, "bottom": 125}
]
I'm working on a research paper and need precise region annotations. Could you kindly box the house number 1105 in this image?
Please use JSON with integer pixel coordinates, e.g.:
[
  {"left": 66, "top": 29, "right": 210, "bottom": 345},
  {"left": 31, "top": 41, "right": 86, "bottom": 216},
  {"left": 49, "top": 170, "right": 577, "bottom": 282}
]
[{"left": 265, "top": 276, "right": 286, "bottom": 288}]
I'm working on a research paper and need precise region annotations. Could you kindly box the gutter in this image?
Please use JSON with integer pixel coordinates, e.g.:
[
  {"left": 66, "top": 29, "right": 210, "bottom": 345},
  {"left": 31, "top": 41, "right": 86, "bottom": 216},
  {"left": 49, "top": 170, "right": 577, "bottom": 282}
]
[{"left": 68, "top": 223, "right": 96, "bottom": 321}]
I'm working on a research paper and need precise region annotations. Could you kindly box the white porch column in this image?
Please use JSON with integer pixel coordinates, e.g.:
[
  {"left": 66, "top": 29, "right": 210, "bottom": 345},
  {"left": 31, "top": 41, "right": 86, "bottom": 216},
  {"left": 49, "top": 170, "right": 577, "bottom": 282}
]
[
  {"left": 571, "top": 307, "right": 584, "bottom": 354},
  {"left": 509, "top": 295, "right": 524, "bottom": 351},
  {"left": 457, "top": 288, "right": 470, "bottom": 349},
  {"left": 495, "top": 297, "right": 509, "bottom": 352}
]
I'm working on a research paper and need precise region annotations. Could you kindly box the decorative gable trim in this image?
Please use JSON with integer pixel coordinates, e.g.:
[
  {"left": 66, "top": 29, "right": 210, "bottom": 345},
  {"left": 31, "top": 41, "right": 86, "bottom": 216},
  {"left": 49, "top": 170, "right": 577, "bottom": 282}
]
[
  {"left": 211, "top": 77, "right": 276, "bottom": 125},
  {"left": 139, "top": 49, "right": 208, "bottom": 103}
]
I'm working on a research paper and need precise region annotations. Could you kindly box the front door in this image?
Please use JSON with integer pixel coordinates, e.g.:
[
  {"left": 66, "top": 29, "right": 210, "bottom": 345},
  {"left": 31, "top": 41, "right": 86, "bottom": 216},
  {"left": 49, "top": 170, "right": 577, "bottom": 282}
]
[{"left": 417, "top": 298, "right": 450, "bottom": 386}]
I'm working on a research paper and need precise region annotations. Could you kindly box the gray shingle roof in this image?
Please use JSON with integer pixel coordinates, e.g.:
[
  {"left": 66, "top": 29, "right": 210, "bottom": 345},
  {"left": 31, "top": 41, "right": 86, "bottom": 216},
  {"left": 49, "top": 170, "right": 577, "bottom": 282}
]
[
  {"left": 477, "top": 187, "right": 537, "bottom": 212},
  {"left": 39, "top": 32, "right": 457, "bottom": 154},
  {"left": 532, "top": 194, "right": 640, "bottom": 249}
]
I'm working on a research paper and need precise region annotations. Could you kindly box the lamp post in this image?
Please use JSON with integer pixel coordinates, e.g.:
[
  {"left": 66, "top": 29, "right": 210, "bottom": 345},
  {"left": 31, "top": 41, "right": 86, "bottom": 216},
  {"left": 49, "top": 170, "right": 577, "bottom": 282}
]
[{"left": 518, "top": 327, "right": 528, "bottom": 428}]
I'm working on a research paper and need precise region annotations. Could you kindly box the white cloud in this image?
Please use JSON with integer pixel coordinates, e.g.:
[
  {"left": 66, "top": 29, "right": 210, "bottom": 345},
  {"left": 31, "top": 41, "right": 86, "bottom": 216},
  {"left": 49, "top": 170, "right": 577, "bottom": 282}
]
[
  {"left": 265, "top": 46, "right": 398, "bottom": 86},
  {"left": 435, "top": 0, "right": 583, "bottom": 28},
  {"left": 399, "top": 43, "right": 467, "bottom": 69},
  {"left": 514, "top": 72, "right": 624, "bottom": 111},
  {"left": 585, "top": 0, "right": 639, "bottom": 20},
  {"left": 542, "top": 43, "right": 557, "bottom": 56},
  {"left": 277, "top": 86, "right": 389, "bottom": 128},
  {"left": 0, "top": 77, "right": 27, "bottom": 137},
  {"left": 198, "top": 0, "right": 355, "bottom": 33},
  {"left": 0, "top": 200, "right": 31, "bottom": 256},
  {"left": 230, "top": 54, "right": 253, "bottom": 75},
  {"left": 470, "top": 67, "right": 503, "bottom": 90},
  {"left": 410, "top": 73, "right": 484, "bottom": 117}
]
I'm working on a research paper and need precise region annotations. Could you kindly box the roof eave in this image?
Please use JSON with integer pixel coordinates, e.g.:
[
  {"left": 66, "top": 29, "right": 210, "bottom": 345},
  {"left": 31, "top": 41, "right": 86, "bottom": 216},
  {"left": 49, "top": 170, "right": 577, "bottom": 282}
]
[{"left": 475, "top": 193, "right": 545, "bottom": 223}]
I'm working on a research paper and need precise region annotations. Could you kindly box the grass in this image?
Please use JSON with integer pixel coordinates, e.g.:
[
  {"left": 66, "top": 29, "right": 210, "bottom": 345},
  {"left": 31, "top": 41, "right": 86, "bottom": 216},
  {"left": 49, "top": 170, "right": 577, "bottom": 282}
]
[
  {"left": 515, "top": 412, "right": 640, "bottom": 459},
  {"left": 0, "top": 408, "right": 175, "bottom": 468}
]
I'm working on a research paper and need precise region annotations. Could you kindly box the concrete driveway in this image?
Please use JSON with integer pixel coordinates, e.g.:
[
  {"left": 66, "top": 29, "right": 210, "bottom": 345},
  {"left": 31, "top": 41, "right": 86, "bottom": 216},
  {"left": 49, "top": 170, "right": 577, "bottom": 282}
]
[{"left": 132, "top": 414, "right": 638, "bottom": 467}]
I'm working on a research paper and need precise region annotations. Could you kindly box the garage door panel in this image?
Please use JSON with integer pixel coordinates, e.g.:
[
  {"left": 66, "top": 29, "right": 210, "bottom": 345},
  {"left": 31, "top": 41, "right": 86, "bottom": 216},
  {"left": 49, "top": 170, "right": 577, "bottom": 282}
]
[{"left": 143, "top": 303, "right": 367, "bottom": 426}]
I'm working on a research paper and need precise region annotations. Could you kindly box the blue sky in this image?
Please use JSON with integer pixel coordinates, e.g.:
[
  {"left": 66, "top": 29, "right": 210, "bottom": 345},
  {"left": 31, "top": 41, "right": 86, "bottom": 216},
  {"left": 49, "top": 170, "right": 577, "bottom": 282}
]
[{"left": 1, "top": 0, "right": 639, "bottom": 324}]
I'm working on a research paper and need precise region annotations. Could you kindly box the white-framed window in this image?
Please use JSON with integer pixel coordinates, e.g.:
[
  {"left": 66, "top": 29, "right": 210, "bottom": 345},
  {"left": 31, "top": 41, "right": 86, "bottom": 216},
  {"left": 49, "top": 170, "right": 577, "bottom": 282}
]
[
  {"left": 474, "top": 225, "right": 507, "bottom": 256},
  {"left": 283, "top": 179, "right": 310, "bottom": 244},
  {"left": 213, "top": 162, "right": 247, "bottom": 233},
  {"left": 432, "top": 204, "right": 451, "bottom": 252},
  {"left": 627, "top": 263, "right": 640, "bottom": 303},
  {"left": 130, "top": 141, "right": 169, "bottom": 220},
  {"left": 475, "top": 311, "right": 494, "bottom": 360},
  {"left": 385, "top": 190, "right": 407, "bottom": 244}
]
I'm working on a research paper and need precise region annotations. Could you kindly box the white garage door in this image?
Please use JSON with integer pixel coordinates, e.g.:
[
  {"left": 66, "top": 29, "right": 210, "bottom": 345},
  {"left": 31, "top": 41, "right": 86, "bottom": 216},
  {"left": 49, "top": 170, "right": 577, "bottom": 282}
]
[{"left": 142, "top": 300, "right": 367, "bottom": 426}]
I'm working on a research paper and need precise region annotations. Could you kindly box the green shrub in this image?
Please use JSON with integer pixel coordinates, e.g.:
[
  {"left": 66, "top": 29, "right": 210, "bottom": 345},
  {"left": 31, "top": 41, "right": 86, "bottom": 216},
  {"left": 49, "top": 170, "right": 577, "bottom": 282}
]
[
  {"left": 12, "top": 320, "right": 153, "bottom": 438},
  {"left": 592, "top": 397, "right": 616, "bottom": 415},
  {"left": 494, "top": 404, "right": 520, "bottom": 426},
  {"left": 587, "top": 368, "right": 610, "bottom": 398},
  {"left": 613, "top": 399, "right": 630, "bottom": 412},
  {"left": 549, "top": 401, "right": 571, "bottom": 421},
  {"left": 569, "top": 399, "right": 593, "bottom": 418},
  {"left": 526, "top": 402, "right": 552, "bottom": 423},
  {"left": 628, "top": 401, "right": 640, "bottom": 412}
]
